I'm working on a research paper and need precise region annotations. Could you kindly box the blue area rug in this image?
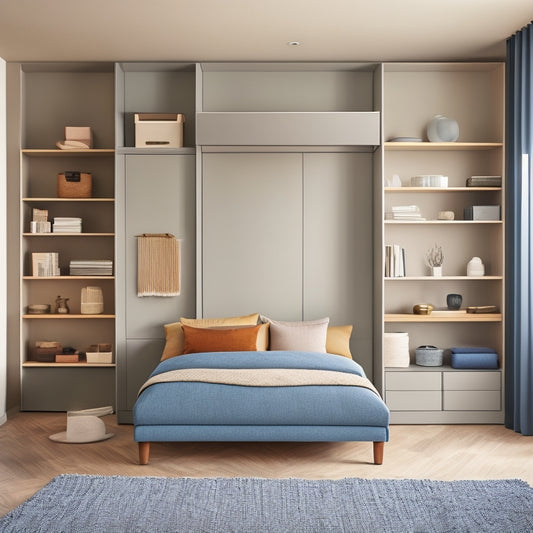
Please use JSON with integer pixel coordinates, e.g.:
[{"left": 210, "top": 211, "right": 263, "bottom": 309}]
[{"left": 0, "top": 475, "right": 531, "bottom": 532}]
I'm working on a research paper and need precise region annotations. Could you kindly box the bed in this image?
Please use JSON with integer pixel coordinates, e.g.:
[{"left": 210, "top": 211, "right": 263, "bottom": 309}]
[{"left": 133, "top": 315, "right": 390, "bottom": 465}]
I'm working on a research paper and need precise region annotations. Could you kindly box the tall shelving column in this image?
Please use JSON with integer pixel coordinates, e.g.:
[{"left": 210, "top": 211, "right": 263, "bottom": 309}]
[
  {"left": 19, "top": 63, "right": 116, "bottom": 411},
  {"left": 381, "top": 63, "right": 505, "bottom": 423}
]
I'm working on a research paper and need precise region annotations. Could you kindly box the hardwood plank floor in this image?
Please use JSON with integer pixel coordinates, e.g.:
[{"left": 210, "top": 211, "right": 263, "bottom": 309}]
[{"left": 1, "top": 411, "right": 531, "bottom": 516}]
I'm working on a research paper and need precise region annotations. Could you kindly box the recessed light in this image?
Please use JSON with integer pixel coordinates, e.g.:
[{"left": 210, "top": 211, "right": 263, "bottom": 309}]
[{"left": 287, "top": 41, "right": 301, "bottom": 46}]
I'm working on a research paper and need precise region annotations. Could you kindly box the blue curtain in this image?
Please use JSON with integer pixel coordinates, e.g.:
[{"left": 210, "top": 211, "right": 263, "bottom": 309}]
[{"left": 505, "top": 22, "right": 533, "bottom": 435}]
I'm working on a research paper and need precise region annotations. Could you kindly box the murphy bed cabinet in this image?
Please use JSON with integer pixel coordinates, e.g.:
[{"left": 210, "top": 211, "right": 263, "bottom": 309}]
[
  {"left": 382, "top": 63, "right": 505, "bottom": 423},
  {"left": 10, "top": 61, "right": 505, "bottom": 425},
  {"left": 18, "top": 63, "right": 116, "bottom": 410}
]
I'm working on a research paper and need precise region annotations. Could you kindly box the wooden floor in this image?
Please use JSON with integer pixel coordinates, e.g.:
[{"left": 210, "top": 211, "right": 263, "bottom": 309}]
[{"left": 1, "top": 411, "right": 532, "bottom": 516}]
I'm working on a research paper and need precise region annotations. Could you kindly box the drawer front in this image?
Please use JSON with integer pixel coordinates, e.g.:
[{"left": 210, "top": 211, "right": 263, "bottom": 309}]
[
  {"left": 386, "top": 390, "right": 442, "bottom": 411},
  {"left": 443, "top": 371, "right": 501, "bottom": 391},
  {"left": 443, "top": 390, "right": 501, "bottom": 411},
  {"left": 386, "top": 371, "right": 441, "bottom": 391}
]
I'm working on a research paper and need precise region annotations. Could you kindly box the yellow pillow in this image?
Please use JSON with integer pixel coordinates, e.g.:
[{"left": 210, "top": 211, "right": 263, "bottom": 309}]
[
  {"left": 161, "top": 313, "right": 260, "bottom": 361},
  {"left": 182, "top": 324, "right": 262, "bottom": 354},
  {"left": 326, "top": 325, "right": 353, "bottom": 358}
]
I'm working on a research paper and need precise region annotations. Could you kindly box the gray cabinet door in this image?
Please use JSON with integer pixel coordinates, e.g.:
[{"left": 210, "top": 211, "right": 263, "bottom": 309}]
[
  {"left": 202, "top": 153, "right": 302, "bottom": 320},
  {"left": 303, "top": 153, "right": 374, "bottom": 374},
  {"left": 125, "top": 154, "right": 196, "bottom": 338}
]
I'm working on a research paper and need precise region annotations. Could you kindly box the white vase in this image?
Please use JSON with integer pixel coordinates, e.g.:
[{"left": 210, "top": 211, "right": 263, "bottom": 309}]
[
  {"left": 427, "top": 115, "right": 459, "bottom": 142},
  {"left": 431, "top": 266, "right": 443, "bottom": 277}
]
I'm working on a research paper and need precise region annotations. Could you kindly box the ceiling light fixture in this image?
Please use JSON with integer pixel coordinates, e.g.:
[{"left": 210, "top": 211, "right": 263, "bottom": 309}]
[{"left": 287, "top": 41, "right": 301, "bottom": 46}]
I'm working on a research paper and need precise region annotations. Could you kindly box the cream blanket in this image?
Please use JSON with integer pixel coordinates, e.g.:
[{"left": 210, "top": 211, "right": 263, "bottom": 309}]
[{"left": 139, "top": 368, "right": 380, "bottom": 397}]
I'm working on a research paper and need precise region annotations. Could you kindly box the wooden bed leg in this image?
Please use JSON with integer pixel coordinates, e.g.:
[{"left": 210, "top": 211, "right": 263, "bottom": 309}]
[
  {"left": 139, "top": 442, "right": 150, "bottom": 465},
  {"left": 373, "top": 441, "right": 384, "bottom": 465}
]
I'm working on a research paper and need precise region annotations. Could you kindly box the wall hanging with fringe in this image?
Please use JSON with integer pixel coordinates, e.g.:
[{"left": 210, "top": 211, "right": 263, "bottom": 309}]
[{"left": 137, "top": 234, "right": 180, "bottom": 297}]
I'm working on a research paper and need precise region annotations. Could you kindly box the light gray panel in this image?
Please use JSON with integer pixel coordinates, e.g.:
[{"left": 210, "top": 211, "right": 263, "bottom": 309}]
[
  {"left": 303, "top": 153, "right": 374, "bottom": 375},
  {"left": 197, "top": 112, "right": 380, "bottom": 146},
  {"left": 202, "top": 153, "right": 302, "bottom": 320},
  {"left": 124, "top": 338, "right": 165, "bottom": 414},
  {"left": 125, "top": 154, "right": 196, "bottom": 338}
]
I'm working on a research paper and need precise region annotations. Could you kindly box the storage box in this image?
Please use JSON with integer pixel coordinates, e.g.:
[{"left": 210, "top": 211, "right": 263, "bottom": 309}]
[
  {"left": 86, "top": 343, "right": 113, "bottom": 364},
  {"left": 57, "top": 171, "right": 92, "bottom": 198},
  {"left": 30, "top": 341, "right": 62, "bottom": 362},
  {"left": 450, "top": 347, "right": 499, "bottom": 369},
  {"left": 415, "top": 345, "right": 444, "bottom": 366},
  {"left": 135, "top": 113, "right": 184, "bottom": 148},
  {"left": 463, "top": 205, "right": 500, "bottom": 221}
]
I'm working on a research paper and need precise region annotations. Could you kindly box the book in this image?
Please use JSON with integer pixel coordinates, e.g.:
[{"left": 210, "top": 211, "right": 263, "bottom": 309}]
[{"left": 384, "top": 244, "right": 406, "bottom": 277}]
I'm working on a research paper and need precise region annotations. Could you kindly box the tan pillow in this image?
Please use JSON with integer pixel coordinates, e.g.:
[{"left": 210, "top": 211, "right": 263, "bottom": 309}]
[
  {"left": 161, "top": 313, "right": 260, "bottom": 361},
  {"left": 182, "top": 324, "right": 262, "bottom": 354},
  {"left": 267, "top": 317, "right": 330, "bottom": 353},
  {"left": 326, "top": 325, "right": 353, "bottom": 358}
]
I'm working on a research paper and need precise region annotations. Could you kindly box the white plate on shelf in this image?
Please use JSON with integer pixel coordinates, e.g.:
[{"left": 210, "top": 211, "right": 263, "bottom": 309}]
[{"left": 388, "top": 137, "right": 423, "bottom": 142}]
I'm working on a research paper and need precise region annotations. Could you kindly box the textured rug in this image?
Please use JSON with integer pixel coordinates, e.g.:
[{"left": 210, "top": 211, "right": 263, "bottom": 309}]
[{"left": 0, "top": 475, "right": 532, "bottom": 532}]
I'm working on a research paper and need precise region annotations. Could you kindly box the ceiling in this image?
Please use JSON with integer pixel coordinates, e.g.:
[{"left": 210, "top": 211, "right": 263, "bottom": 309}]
[{"left": 0, "top": 0, "right": 532, "bottom": 63}]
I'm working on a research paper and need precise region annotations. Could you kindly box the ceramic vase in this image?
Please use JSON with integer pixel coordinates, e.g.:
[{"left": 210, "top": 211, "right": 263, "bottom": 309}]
[
  {"left": 431, "top": 266, "right": 443, "bottom": 277},
  {"left": 446, "top": 293, "right": 463, "bottom": 310},
  {"left": 427, "top": 115, "right": 459, "bottom": 142}
]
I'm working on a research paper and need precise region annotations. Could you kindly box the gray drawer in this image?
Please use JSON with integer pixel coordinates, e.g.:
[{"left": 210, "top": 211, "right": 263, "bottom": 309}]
[
  {"left": 386, "top": 390, "right": 442, "bottom": 411},
  {"left": 386, "top": 371, "right": 441, "bottom": 391},
  {"left": 443, "top": 390, "right": 501, "bottom": 411},
  {"left": 443, "top": 371, "right": 501, "bottom": 391}
]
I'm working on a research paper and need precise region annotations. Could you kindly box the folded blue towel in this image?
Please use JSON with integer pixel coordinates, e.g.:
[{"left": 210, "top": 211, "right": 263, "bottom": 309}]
[
  {"left": 451, "top": 352, "right": 499, "bottom": 369},
  {"left": 450, "top": 346, "right": 497, "bottom": 354}
]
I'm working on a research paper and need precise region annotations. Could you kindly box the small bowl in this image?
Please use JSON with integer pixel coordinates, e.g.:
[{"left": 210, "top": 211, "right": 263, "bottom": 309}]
[
  {"left": 27, "top": 304, "right": 51, "bottom": 314},
  {"left": 413, "top": 304, "right": 434, "bottom": 315}
]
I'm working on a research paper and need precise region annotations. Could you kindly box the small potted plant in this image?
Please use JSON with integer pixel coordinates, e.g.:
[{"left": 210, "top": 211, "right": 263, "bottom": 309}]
[{"left": 426, "top": 243, "right": 444, "bottom": 276}]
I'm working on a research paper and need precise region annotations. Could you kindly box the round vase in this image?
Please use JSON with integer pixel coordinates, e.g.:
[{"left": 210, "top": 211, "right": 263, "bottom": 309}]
[
  {"left": 427, "top": 115, "right": 459, "bottom": 142},
  {"left": 446, "top": 293, "right": 462, "bottom": 310},
  {"left": 431, "top": 266, "right": 443, "bottom": 277}
]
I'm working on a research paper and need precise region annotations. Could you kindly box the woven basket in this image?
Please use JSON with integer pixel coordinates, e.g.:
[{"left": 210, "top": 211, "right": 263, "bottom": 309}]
[
  {"left": 415, "top": 345, "right": 444, "bottom": 366},
  {"left": 57, "top": 171, "right": 92, "bottom": 198}
]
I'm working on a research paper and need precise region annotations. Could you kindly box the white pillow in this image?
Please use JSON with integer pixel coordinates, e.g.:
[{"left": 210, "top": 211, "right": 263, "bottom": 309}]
[{"left": 266, "top": 317, "right": 330, "bottom": 352}]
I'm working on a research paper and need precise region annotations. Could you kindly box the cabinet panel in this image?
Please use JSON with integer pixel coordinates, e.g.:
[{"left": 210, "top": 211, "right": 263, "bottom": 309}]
[
  {"left": 125, "top": 154, "right": 196, "bottom": 338},
  {"left": 386, "top": 390, "right": 442, "bottom": 411},
  {"left": 386, "top": 371, "right": 441, "bottom": 391},
  {"left": 443, "top": 390, "right": 501, "bottom": 411},
  {"left": 202, "top": 153, "right": 302, "bottom": 319},
  {"left": 303, "top": 153, "right": 374, "bottom": 371},
  {"left": 443, "top": 371, "right": 501, "bottom": 391}
]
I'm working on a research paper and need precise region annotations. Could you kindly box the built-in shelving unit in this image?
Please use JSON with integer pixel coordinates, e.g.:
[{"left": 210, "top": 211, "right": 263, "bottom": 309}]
[
  {"left": 381, "top": 62, "right": 505, "bottom": 423},
  {"left": 18, "top": 62, "right": 116, "bottom": 411}
]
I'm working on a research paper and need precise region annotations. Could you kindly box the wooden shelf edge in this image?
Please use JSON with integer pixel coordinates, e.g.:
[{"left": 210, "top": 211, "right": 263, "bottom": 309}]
[
  {"left": 384, "top": 142, "right": 503, "bottom": 151},
  {"left": 385, "top": 220, "right": 502, "bottom": 224},
  {"left": 23, "top": 314, "right": 115, "bottom": 319},
  {"left": 21, "top": 149, "right": 114, "bottom": 156},
  {"left": 385, "top": 276, "right": 503, "bottom": 281},
  {"left": 23, "top": 233, "right": 115, "bottom": 237},
  {"left": 384, "top": 313, "right": 502, "bottom": 322},
  {"left": 22, "top": 362, "right": 116, "bottom": 368},
  {"left": 23, "top": 276, "right": 115, "bottom": 280},
  {"left": 385, "top": 187, "right": 502, "bottom": 192},
  {"left": 23, "top": 197, "right": 114, "bottom": 202}
]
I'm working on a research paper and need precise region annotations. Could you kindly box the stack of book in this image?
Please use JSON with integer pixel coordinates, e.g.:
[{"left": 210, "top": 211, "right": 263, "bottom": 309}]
[
  {"left": 384, "top": 244, "right": 406, "bottom": 277},
  {"left": 30, "top": 208, "right": 51, "bottom": 233},
  {"left": 385, "top": 205, "right": 425, "bottom": 221},
  {"left": 53, "top": 217, "right": 82, "bottom": 233},
  {"left": 69, "top": 259, "right": 113, "bottom": 276},
  {"left": 32, "top": 252, "right": 60, "bottom": 277},
  {"left": 466, "top": 175, "right": 502, "bottom": 187}
]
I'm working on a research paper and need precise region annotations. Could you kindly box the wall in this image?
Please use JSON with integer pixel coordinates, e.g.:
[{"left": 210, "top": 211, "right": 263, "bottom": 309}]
[{"left": 0, "top": 57, "right": 6, "bottom": 424}]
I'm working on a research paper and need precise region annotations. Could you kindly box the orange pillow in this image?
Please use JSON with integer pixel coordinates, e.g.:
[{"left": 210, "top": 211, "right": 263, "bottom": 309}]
[{"left": 182, "top": 324, "right": 263, "bottom": 354}]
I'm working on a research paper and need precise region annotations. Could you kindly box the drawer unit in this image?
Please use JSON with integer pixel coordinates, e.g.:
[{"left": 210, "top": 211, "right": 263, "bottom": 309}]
[
  {"left": 443, "top": 371, "right": 501, "bottom": 391},
  {"left": 443, "top": 390, "right": 501, "bottom": 411},
  {"left": 386, "top": 390, "right": 442, "bottom": 411},
  {"left": 386, "top": 371, "right": 441, "bottom": 391}
]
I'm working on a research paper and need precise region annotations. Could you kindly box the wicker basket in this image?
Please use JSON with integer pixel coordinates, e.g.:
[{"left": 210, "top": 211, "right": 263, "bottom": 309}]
[
  {"left": 415, "top": 345, "right": 444, "bottom": 366},
  {"left": 57, "top": 171, "right": 92, "bottom": 198}
]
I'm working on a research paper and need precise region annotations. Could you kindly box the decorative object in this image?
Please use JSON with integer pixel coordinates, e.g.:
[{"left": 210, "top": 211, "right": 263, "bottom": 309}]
[
  {"left": 388, "top": 136, "right": 422, "bottom": 142},
  {"left": 446, "top": 293, "right": 463, "bottom": 310},
  {"left": 2, "top": 475, "right": 531, "bottom": 533},
  {"left": 426, "top": 114, "right": 459, "bottom": 142},
  {"left": 415, "top": 345, "right": 444, "bottom": 366},
  {"left": 49, "top": 406, "right": 114, "bottom": 443},
  {"left": 389, "top": 173, "right": 402, "bottom": 187},
  {"left": 425, "top": 243, "right": 444, "bottom": 276},
  {"left": 464, "top": 205, "right": 501, "bottom": 221},
  {"left": 466, "top": 175, "right": 502, "bottom": 187},
  {"left": 27, "top": 304, "right": 51, "bottom": 314},
  {"left": 383, "top": 332, "right": 410, "bottom": 367},
  {"left": 410, "top": 175, "right": 448, "bottom": 188},
  {"left": 466, "top": 305, "right": 498, "bottom": 313},
  {"left": 55, "top": 296, "right": 70, "bottom": 314},
  {"left": 56, "top": 126, "right": 93, "bottom": 150},
  {"left": 86, "top": 344, "right": 113, "bottom": 364},
  {"left": 438, "top": 210, "right": 455, "bottom": 220},
  {"left": 81, "top": 286, "right": 104, "bottom": 314},
  {"left": 137, "top": 234, "right": 180, "bottom": 297},
  {"left": 413, "top": 303, "right": 434, "bottom": 315},
  {"left": 467, "top": 256, "right": 485, "bottom": 276}
]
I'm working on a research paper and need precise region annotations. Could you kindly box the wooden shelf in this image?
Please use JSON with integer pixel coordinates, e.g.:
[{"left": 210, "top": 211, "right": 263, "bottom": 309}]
[
  {"left": 23, "top": 314, "right": 115, "bottom": 319},
  {"left": 21, "top": 149, "right": 114, "bottom": 157},
  {"left": 385, "top": 220, "right": 501, "bottom": 225},
  {"left": 385, "top": 187, "right": 501, "bottom": 192},
  {"left": 23, "top": 276, "right": 115, "bottom": 280},
  {"left": 385, "top": 276, "right": 502, "bottom": 281},
  {"left": 23, "top": 233, "right": 114, "bottom": 237},
  {"left": 22, "top": 361, "right": 116, "bottom": 368},
  {"left": 23, "top": 197, "right": 114, "bottom": 202},
  {"left": 385, "top": 313, "right": 502, "bottom": 323},
  {"left": 384, "top": 142, "right": 503, "bottom": 151}
]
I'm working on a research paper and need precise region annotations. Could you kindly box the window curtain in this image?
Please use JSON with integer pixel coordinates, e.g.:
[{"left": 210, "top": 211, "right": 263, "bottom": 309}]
[{"left": 505, "top": 22, "right": 533, "bottom": 435}]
